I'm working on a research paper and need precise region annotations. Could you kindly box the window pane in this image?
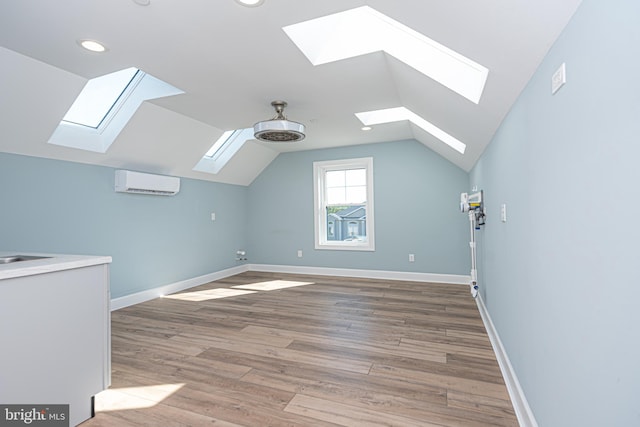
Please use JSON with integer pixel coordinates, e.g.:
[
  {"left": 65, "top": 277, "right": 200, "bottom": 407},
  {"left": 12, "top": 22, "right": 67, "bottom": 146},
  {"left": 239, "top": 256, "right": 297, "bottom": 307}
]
[
  {"left": 345, "top": 168, "right": 366, "bottom": 186},
  {"left": 345, "top": 185, "right": 366, "bottom": 203},
  {"left": 205, "top": 130, "right": 235, "bottom": 158},
  {"left": 63, "top": 67, "right": 139, "bottom": 128},
  {"left": 327, "top": 187, "right": 346, "bottom": 205},
  {"left": 325, "top": 205, "right": 367, "bottom": 242},
  {"left": 326, "top": 170, "right": 345, "bottom": 188},
  {"left": 326, "top": 168, "right": 367, "bottom": 204}
]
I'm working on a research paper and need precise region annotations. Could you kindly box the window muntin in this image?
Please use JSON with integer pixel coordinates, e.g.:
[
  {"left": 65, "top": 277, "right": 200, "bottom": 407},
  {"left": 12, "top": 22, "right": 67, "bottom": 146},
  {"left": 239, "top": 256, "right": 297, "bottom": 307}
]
[{"left": 314, "top": 157, "right": 374, "bottom": 251}]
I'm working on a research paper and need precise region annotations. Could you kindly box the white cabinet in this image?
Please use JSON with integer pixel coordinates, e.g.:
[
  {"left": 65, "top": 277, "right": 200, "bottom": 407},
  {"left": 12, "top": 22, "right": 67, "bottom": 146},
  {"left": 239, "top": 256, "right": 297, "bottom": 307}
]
[{"left": 0, "top": 261, "right": 110, "bottom": 427}]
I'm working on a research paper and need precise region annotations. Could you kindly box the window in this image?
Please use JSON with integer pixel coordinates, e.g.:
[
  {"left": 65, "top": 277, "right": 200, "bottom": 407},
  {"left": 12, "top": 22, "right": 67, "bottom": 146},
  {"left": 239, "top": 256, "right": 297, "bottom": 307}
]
[
  {"left": 62, "top": 67, "right": 139, "bottom": 128},
  {"left": 348, "top": 221, "right": 359, "bottom": 237},
  {"left": 355, "top": 106, "right": 466, "bottom": 154},
  {"left": 193, "top": 127, "right": 254, "bottom": 175},
  {"left": 283, "top": 6, "right": 488, "bottom": 104},
  {"left": 204, "top": 130, "right": 238, "bottom": 158},
  {"left": 313, "top": 157, "right": 375, "bottom": 251},
  {"left": 48, "top": 67, "right": 183, "bottom": 153}
]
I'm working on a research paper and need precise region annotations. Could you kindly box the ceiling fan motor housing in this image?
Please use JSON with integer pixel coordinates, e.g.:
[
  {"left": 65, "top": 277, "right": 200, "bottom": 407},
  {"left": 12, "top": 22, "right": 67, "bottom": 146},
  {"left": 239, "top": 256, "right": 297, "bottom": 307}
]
[{"left": 254, "top": 101, "right": 305, "bottom": 142}]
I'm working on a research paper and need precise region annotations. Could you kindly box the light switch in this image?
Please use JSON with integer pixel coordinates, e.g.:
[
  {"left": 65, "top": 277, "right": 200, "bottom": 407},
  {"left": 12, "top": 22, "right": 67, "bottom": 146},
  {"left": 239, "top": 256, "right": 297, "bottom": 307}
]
[
  {"left": 211, "top": 212, "right": 216, "bottom": 221},
  {"left": 500, "top": 204, "right": 507, "bottom": 222}
]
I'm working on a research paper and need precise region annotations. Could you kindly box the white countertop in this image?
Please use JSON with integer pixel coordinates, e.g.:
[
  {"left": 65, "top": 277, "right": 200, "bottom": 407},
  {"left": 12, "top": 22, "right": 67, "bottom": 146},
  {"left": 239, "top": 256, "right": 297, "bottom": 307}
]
[{"left": 0, "top": 252, "right": 112, "bottom": 280}]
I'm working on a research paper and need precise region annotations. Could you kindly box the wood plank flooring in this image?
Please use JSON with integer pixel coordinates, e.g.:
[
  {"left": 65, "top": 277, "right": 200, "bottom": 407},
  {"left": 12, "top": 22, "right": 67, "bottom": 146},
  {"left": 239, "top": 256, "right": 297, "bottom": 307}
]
[{"left": 83, "top": 272, "right": 517, "bottom": 426}]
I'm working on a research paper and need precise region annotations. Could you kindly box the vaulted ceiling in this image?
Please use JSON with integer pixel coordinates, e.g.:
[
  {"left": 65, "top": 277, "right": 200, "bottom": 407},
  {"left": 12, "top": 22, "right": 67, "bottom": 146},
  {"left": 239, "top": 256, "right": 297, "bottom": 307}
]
[{"left": 0, "top": 0, "right": 582, "bottom": 185}]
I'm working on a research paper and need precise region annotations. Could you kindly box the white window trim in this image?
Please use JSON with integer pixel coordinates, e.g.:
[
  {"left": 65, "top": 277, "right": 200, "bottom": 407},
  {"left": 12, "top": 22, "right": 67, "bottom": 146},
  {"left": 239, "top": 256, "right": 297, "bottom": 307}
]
[{"left": 313, "top": 157, "right": 375, "bottom": 251}]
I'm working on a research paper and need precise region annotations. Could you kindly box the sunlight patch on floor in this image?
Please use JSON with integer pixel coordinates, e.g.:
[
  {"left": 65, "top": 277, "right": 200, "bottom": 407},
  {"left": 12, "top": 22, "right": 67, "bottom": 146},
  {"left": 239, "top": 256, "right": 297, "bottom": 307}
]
[
  {"left": 94, "top": 383, "right": 185, "bottom": 412},
  {"left": 232, "top": 280, "right": 314, "bottom": 291},
  {"left": 163, "top": 288, "right": 256, "bottom": 301}
]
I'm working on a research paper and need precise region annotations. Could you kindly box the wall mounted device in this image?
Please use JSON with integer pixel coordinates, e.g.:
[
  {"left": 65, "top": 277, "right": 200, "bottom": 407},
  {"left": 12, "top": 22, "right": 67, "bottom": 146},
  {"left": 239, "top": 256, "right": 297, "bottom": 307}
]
[
  {"left": 115, "top": 170, "right": 180, "bottom": 196},
  {"left": 460, "top": 190, "right": 485, "bottom": 298},
  {"left": 236, "top": 250, "right": 247, "bottom": 261}
]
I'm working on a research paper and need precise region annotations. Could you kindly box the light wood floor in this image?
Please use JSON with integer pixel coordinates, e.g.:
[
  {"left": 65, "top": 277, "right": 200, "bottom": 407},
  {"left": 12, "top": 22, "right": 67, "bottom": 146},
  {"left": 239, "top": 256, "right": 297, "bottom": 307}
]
[{"left": 83, "top": 272, "right": 517, "bottom": 426}]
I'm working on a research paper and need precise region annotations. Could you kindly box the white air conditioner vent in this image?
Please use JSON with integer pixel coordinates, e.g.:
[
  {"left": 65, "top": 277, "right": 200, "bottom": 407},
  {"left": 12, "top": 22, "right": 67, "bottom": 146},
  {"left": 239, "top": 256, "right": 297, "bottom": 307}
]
[{"left": 115, "top": 170, "right": 180, "bottom": 196}]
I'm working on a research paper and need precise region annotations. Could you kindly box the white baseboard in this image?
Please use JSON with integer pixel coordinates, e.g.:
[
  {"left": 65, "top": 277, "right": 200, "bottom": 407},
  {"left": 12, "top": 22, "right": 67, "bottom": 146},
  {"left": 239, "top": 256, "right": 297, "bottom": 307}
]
[
  {"left": 476, "top": 293, "right": 538, "bottom": 427},
  {"left": 247, "top": 263, "right": 470, "bottom": 285},
  {"left": 110, "top": 264, "right": 249, "bottom": 311},
  {"left": 111, "top": 264, "right": 469, "bottom": 310}
]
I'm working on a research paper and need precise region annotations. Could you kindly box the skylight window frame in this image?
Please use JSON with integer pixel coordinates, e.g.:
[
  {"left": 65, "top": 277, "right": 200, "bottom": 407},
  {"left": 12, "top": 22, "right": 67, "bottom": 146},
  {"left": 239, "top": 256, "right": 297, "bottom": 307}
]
[
  {"left": 355, "top": 106, "right": 467, "bottom": 154},
  {"left": 204, "top": 129, "right": 242, "bottom": 160},
  {"left": 48, "top": 68, "right": 184, "bottom": 153},
  {"left": 193, "top": 128, "right": 254, "bottom": 175},
  {"left": 61, "top": 68, "right": 142, "bottom": 130},
  {"left": 283, "top": 6, "right": 489, "bottom": 104}
]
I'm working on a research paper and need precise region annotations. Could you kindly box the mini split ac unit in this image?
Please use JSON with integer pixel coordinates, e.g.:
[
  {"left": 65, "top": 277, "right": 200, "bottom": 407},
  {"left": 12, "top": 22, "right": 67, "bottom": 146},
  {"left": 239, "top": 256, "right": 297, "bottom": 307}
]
[{"left": 115, "top": 170, "right": 180, "bottom": 196}]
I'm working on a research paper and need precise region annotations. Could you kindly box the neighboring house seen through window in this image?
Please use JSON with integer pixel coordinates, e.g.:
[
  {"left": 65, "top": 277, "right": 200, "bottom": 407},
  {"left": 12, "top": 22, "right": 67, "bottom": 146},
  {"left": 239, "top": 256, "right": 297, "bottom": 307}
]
[{"left": 313, "top": 157, "right": 375, "bottom": 251}]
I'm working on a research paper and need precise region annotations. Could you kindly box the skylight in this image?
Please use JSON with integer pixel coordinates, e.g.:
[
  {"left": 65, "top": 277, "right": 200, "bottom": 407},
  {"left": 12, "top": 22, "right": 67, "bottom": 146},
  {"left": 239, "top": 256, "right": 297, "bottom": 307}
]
[
  {"left": 48, "top": 68, "right": 183, "bottom": 153},
  {"left": 355, "top": 107, "right": 466, "bottom": 154},
  {"left": 193, "top": 128, "right": 254, "bottom": 175},
  {"left": 204, "top": 129, "right": 240, "bottom": 158},
  {"left": 62, "top": 67, "right": 138, "bottom": 128},
  {"left": 283, "top": 6, "right": 489, "bottom": 104}
]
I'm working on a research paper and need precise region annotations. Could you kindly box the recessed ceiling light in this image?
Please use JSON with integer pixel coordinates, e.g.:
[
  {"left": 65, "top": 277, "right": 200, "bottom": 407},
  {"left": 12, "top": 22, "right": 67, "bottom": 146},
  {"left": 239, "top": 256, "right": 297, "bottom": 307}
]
[
  {"left": 132, "top": 0, "right": 151, "bottom": 5},
  {"left": 78, "top": 39, "right": 107, "bottom": 53},
  {"left": 235, "top": 0, "right": 264, "bottom": 7},
  {"left": 361, "top": 126, "right": 372, "bottom": 131}
]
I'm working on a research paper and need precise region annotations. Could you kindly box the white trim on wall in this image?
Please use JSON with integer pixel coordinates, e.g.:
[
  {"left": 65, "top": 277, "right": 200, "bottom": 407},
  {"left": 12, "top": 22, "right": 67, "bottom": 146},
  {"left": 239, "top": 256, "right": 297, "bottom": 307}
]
[
  {"left": 110, "top": 264, "right": 470, "bottom": 310},
  {"left": 476, "top": 293, "right": 539, "bottom": 427},
  {"left": 110, "top": 265, "right": 248, "bottom": 310},
  {"left": 248, "top": 263, "right": 469, "bottom": 284}
]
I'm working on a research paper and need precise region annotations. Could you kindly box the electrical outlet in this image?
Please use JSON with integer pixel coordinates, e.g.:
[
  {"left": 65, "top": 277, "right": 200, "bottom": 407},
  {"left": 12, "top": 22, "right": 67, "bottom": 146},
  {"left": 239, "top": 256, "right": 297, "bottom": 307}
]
[
  {"left": 297, "top": 250, "right": 303, "bottom": 258},
  {"left": 211, "top": 212, "right": 216, "bottom": 221},
  {"left": 409, "top": 254, "right": 415, "bottom": 262},
  {"left": 551, "top": 63, "right": 566, "bottom": 94},
  {"left": 501, "top": 204, "right": 507, "bottom": 222}
]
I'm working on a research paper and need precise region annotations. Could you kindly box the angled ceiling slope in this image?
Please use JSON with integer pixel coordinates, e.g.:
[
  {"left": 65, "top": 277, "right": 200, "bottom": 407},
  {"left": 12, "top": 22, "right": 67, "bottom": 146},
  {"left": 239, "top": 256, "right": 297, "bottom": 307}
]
[{"left": 0, "top": 1, "right": 583, "bottom": 184}]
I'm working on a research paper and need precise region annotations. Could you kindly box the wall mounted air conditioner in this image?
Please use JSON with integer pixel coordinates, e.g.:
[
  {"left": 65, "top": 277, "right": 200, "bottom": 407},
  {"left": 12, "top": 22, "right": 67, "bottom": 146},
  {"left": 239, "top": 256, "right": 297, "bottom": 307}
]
[{"left": 114, "top": 170, "right": 180, "bottom": 196}]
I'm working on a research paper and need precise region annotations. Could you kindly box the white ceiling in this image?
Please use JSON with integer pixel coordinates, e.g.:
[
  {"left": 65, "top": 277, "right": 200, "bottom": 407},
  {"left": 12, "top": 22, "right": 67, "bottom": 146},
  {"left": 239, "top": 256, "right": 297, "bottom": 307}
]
[{"left": 0, "top": 0, "right": 583, "bottom": 185}]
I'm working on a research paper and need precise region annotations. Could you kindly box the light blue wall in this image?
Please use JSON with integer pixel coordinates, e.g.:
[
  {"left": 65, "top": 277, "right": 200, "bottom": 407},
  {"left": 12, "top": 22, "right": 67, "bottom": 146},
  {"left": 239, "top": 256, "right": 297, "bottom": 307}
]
[
  {"left": 247, "top": 140, "right": 470, "bottom": 275},
  {"left": 470, "top": 0, "right": 640, "bottom": 425},
  {"left": 0, "top": 153, "right": 248, "bottom": 298}
]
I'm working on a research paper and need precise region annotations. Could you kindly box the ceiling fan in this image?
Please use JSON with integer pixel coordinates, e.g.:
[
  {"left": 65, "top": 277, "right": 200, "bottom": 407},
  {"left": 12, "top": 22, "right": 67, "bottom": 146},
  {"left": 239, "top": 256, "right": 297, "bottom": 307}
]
[{"left": 253, "top": 100, "right": 305, "bottom": 142}]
